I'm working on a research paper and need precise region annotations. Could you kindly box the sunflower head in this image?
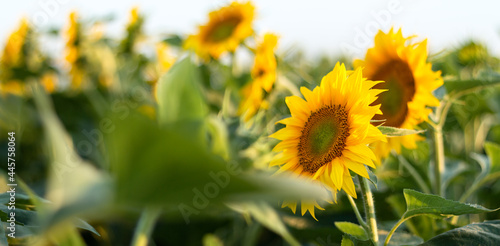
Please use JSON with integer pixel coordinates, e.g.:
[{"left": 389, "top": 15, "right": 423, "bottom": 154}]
[
  {"left": 270, "top": 63, "right": 386, "bottom": 220},
  {"left": 119, "top": 6, "right": 144, "bottom": 54},
  {"left": 64, "top": 11, "right": 90, "bottom": 90},
  {"left": 457, "top": 41, "right": 489, "bottom": 67},
  {"left": 1, "top": 18, "right": 30, "bottom": 69},
  {"left": 354, "top": 28, "right": 443, "bottom": 162},
  {"left": 156, "top": 42, "right": 175, "bottom": 74},
  {"left": 184, "top": 1, "right": 255, "bottom": 60},
  {"left": 1, "top": 18, "right": 56, "bottom": 96},
  {"left": 238, "top": 33, "right": 278, "bottom": 122}
]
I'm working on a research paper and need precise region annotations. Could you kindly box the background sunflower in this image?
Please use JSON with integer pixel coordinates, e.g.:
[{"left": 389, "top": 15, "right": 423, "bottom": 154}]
[
  {"left": 184, "top": 1, "right": 254, "bottom": 60},
  {"left": 354, "top": 28, "right": 443, "bottom": 162}
]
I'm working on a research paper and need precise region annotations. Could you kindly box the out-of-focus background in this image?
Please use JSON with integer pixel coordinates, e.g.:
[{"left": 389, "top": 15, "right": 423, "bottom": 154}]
[{"left": 2, "top": 0, "right": 500, "bottom": 58}]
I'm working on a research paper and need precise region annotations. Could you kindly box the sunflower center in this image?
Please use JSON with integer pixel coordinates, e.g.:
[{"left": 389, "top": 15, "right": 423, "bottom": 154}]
[
  {"left": 298, "top": 105, "right": 350, "bottom": 173},
  {"left": 371, "top": 60, "right": 415, "bottom": 127},
  {"left": 207, "top": 16, "right": 242, "bottom": 43}
]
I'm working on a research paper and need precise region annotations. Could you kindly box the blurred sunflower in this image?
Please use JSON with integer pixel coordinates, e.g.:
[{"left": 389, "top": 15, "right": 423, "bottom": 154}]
[
  {"left": 0, "top": 19, "right": 30, "bottom": 96},
  {"left": 354, "top": 28, "right": 443, "bottom": 162},
  {"left": 184, "top": 1, "right": 254, "bottom": 60},
  {"left": 270, "top": 63, "right": 386, "bottom": 219},
  {"left": 64, "top": 11, "right": 85, "bottom": 89},
  {"left": 119, "top": 6, "right": 144, "bottom": 54},
  {"left": 151, "top": 42, "right": 176, "bottom": 101},
  {"left": 0, "top": 18, "right": 56, "bottom": 96},
  {"left": 238, "top": 33, "right": 278, "bottom": 122}
]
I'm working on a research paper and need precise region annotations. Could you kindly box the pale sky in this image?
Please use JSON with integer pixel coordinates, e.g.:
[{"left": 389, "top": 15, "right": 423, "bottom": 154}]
[{"left": 1, "top": 0, "right": 500, "bottom": 60}]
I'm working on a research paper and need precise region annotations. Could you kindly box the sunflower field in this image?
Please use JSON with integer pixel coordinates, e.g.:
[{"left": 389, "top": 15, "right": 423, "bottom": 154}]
[{"left": 1, "top": 1, "right": 500, "bottom": 246}]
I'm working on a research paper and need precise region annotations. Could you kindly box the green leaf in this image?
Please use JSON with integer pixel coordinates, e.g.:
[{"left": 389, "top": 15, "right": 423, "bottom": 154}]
[
  {"left": 378, "top": 126, "right": 426, "bottom": 137},
  {"left": 420, "top": 220, "right": 500, "bottom": 246},
  {"left": 485, "top": 142, "right": 500, "bottom": 173},
  {"left": 229, "top": 202, "right": 300, "bottom": 246},
  {"left": 341, "top": 235, "right": 355, "bottom": 246},
  {"left": 443, "top": 79, "right": 500, "bottom": 96},
  {"left": 0, "top": 221, "right": 8, "bottom": 245},
  {"left": 0, "top": 204, "right": 37, "bottom": 226},
  {"left": 202, "top": 234, "right": 224, "bottom": 246},
  {"left": 162, "top": 34, "right": 184, "bottom": 47},
  {"left": 402, "top": 189, "right": 497, "bottom": 220},
  {"left": 386, "top": 195, "right": 434, "bottom": 240},
  {"left": 335, "top": 222, "right": 368, "bottom": 240},
  {"left": 206, "top": 116, "right": 230, "bottom": 160},
  {"left": 30, "top": 84, "right": 108, "bottom": 240},
  {"left": 156, "top": 57, "right": 208, "bottom": 126},
  {"left": 107, "top": 112, "right": 328, "bottom": 209}
]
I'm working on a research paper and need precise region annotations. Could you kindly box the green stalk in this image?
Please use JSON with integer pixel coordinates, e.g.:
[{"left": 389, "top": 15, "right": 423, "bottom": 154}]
[
  {"left": 347, "top": 195, "right": 369, "bottom": 232},
  {"left": 384, "top": 217, "right": 408, "bottom": 246},
  {"left": 131, "top": 207, "right": 162, "bottom": 246},
  {"left": 432, "top": 126, "right": 445, "bottom": 196},
  {"left": 359, "top": 176, "right": 378, "bottom": 244}
]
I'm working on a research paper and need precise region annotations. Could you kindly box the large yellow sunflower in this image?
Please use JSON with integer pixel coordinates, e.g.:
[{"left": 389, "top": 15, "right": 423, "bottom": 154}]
[
  {"left": 184, "top": 1, "right": 254, "bottom": 60},
  {"left": 354, "top": 28, "right": 443, "bottom": 162},
  {"left": 270, "top": 63, "right": 386, "bottom": 220},
  {"left": 238, "top": 33, "right": 278, "bottom": 122}
]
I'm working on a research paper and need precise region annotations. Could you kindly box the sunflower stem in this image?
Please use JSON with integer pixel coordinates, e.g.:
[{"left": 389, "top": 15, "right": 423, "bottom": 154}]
[
  {"left": 347, "top": 195, "right": 369, "bottom": 231},
  {"left": 432, "top": 125, "right": 445, "bottom": 197},
  {"left": 131, "top": 207, "right": 162, "bottom": 246},
  {"left": 359, "top": 176, "right": 378, "bottom": 244}
]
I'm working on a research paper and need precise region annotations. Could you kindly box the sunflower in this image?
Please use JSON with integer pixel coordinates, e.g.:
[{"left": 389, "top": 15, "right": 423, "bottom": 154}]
[
  {"left": 270, "top": 63, "right": 386, "bottom": 220},
  {"left": 354, "top": 28, "right": 443, "bottom": 162},
  {"left": 119, "top": 6, "right": 144, "bottom": 54},
  {"left": 238, "top": 33, "right": 278, "bottom": 122},
  {"left": 151, "top": 42, "right": 176, "bottom": 101},
  {"left": 184, "top": 1, "right": 254, "bottom": 60},
  {"left": 0, "top": 19, "right": 29, "bottom": 96},
  {"left": 0, "top": 19, "right": 56, "bottom": 96},
  {"left": 64, "top": 11, "right": 85, "bottom": 89}
]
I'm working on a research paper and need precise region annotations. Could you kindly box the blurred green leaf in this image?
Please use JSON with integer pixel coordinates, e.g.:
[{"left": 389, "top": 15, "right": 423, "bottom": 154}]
[
  {"left": 156, "top": 57, "right": 207, "bottom": 126},
  {"left": 444, "top": 79, "right": 500, "bottom": 96},
  {"left": 30, "top": 84, "right": 107, "bottom": 242},
  {"left": 340, "top": 234, "right": 373, "bottom": 246},
  {"left": 403, "top": 189, "right": 497, "bottom": 220},
  {"left": 0, "top": 222, "right": 8, "bottom": 245},
  {"left": 420, "top": 220, "right": 500, "bottom": 246},
  {"left": 379, "top": 231, "right": 423, "bottom": 246},
  {"left": 229, "top": 201, "right": 300, "bottom": 246},
  {"left": 485, "top": 142, "right": 500, "bottom": 173},
  {"left": 163, "top": 34, "right": 184, "bottom": 47},
  {"left": 441, "top": 159, "right": 468, "bottom": 192},
  {"left": 378, "top": 126, "right": 425, "bottom": 137},
  {"left": 334, "top": 222, "right": 368, "bottom": 241},
  {"left": 0, "top": 204, "right": 37, "bottom": 226},
  {"left": 206, "top": 116, "right": 230, "bottom": 160},
  {"left": 107, "top": 112, "right": 328, "bottom": 210},
  {"left": 367, "top": 169, "right": 378, "bottom": 190}
]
